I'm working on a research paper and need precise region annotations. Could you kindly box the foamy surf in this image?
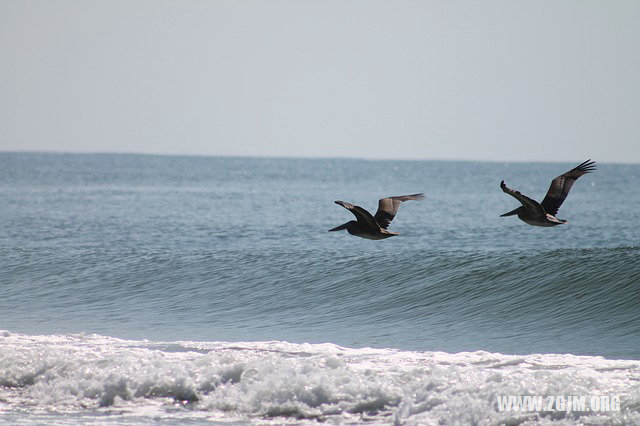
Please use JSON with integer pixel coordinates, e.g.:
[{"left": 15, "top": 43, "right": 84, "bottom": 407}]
[{"left": 1, "top": 331, "right": 639, "bottom": 425}]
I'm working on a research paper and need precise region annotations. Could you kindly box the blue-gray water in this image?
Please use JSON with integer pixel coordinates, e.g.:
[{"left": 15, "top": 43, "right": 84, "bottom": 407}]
[
  {"left": 1, "top": 152, "right": 639, "bottom": 357},
  {"left": 1, "top": 153, "right": 640, "bottom": 424}
]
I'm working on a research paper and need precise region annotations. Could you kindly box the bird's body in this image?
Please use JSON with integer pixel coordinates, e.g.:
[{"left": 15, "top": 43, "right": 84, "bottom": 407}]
[
  {"left": 334, "top": 220, "right": 399, "bottom": 239},
  {"left": 501, "top": 205, "right": 566, "bottom": 227},
  {"left": 500, "top": 160, "right": 596, "bottom": 226},
  {"left": 329, "top": 194, "right": 424, "bottom": 239}
]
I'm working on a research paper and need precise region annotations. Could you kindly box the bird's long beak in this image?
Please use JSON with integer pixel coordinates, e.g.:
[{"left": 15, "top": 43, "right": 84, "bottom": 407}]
[
  {"left": 329, "top": 222, "right": 349, "bottom": 232},
  {"left": 500, "top": 208, "right": 519, "bottom": 217}
]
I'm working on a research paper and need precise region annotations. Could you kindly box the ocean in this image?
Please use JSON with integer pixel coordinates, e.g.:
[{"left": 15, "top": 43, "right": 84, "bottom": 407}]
[{"left": 1, "top": 152, "right": 639, "bottom": 424}]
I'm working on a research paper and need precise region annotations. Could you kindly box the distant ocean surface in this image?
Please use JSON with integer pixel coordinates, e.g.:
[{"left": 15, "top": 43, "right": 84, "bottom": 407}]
[{"left": 1, "top": 152, "right": 639, "bottom": 424}]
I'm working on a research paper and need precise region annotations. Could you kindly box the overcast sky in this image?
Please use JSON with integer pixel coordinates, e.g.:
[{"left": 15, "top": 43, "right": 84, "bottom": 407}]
[{"left": 1, "top": 1, "right": 638, "bottom": 163}]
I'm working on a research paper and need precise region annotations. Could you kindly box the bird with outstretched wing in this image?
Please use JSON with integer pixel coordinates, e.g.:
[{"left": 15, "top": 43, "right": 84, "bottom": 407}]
[
  {"left": 330, "top": 193, "right": 425, "bottom": 239},
  {"left": 500, "top": 159, "right": 595, "bottom": 227}
]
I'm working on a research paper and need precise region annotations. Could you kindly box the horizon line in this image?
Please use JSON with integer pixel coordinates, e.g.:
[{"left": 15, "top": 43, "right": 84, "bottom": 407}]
[{"left": 0, "top": 149, "right": 635, "bottom": 166}]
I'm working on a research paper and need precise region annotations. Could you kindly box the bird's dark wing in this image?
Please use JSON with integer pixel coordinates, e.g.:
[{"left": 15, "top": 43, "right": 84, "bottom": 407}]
[
  {"left": 540, "top": 160, "right": 596, "bottom": 216},
  {"left": 500, "top": 181, "right": 545, "bottom": 213},
  {"left": 334, "top": 201, "right": 379, "bottom": 229},
  {"left": 373, "top": 193, "right": 425, "bottom": 229}
]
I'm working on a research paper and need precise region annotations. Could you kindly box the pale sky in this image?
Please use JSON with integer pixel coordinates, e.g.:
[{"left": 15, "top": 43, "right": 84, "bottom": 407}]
[{"left": 1, "top": 1, "right": 639, "bottom": 163}]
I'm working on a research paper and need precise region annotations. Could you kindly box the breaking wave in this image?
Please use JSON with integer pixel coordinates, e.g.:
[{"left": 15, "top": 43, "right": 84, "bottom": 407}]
[{"left": 1, "top": 331, "right": 639, "bottom": 425}]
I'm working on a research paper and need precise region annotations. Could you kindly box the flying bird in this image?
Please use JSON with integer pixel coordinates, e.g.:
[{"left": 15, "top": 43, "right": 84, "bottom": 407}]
[
  {"left": 329, "top": 194, "right": 425, "bottom": 239},
  {"left": 500, "top": 160, "right": 596, "bottom": 227}
]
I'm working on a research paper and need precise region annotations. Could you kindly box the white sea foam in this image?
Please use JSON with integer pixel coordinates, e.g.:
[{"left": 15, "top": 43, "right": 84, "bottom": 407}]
[{"left": 1, "top": 331, "right": 639, "bottom": 425}]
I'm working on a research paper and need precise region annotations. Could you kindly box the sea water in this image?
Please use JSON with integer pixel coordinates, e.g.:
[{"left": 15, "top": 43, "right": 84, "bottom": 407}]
[{"left": 1, "top": 153, "right": 639, "bottom": 424}]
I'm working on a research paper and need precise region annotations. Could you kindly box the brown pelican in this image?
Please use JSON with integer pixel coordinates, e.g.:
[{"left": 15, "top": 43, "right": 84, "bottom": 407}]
[
  {"left": 329, "top": 194, "right": 425, "bottom": 239},
  {"left": 500, "top": 159, "right": 596, "bottom": 226}
]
